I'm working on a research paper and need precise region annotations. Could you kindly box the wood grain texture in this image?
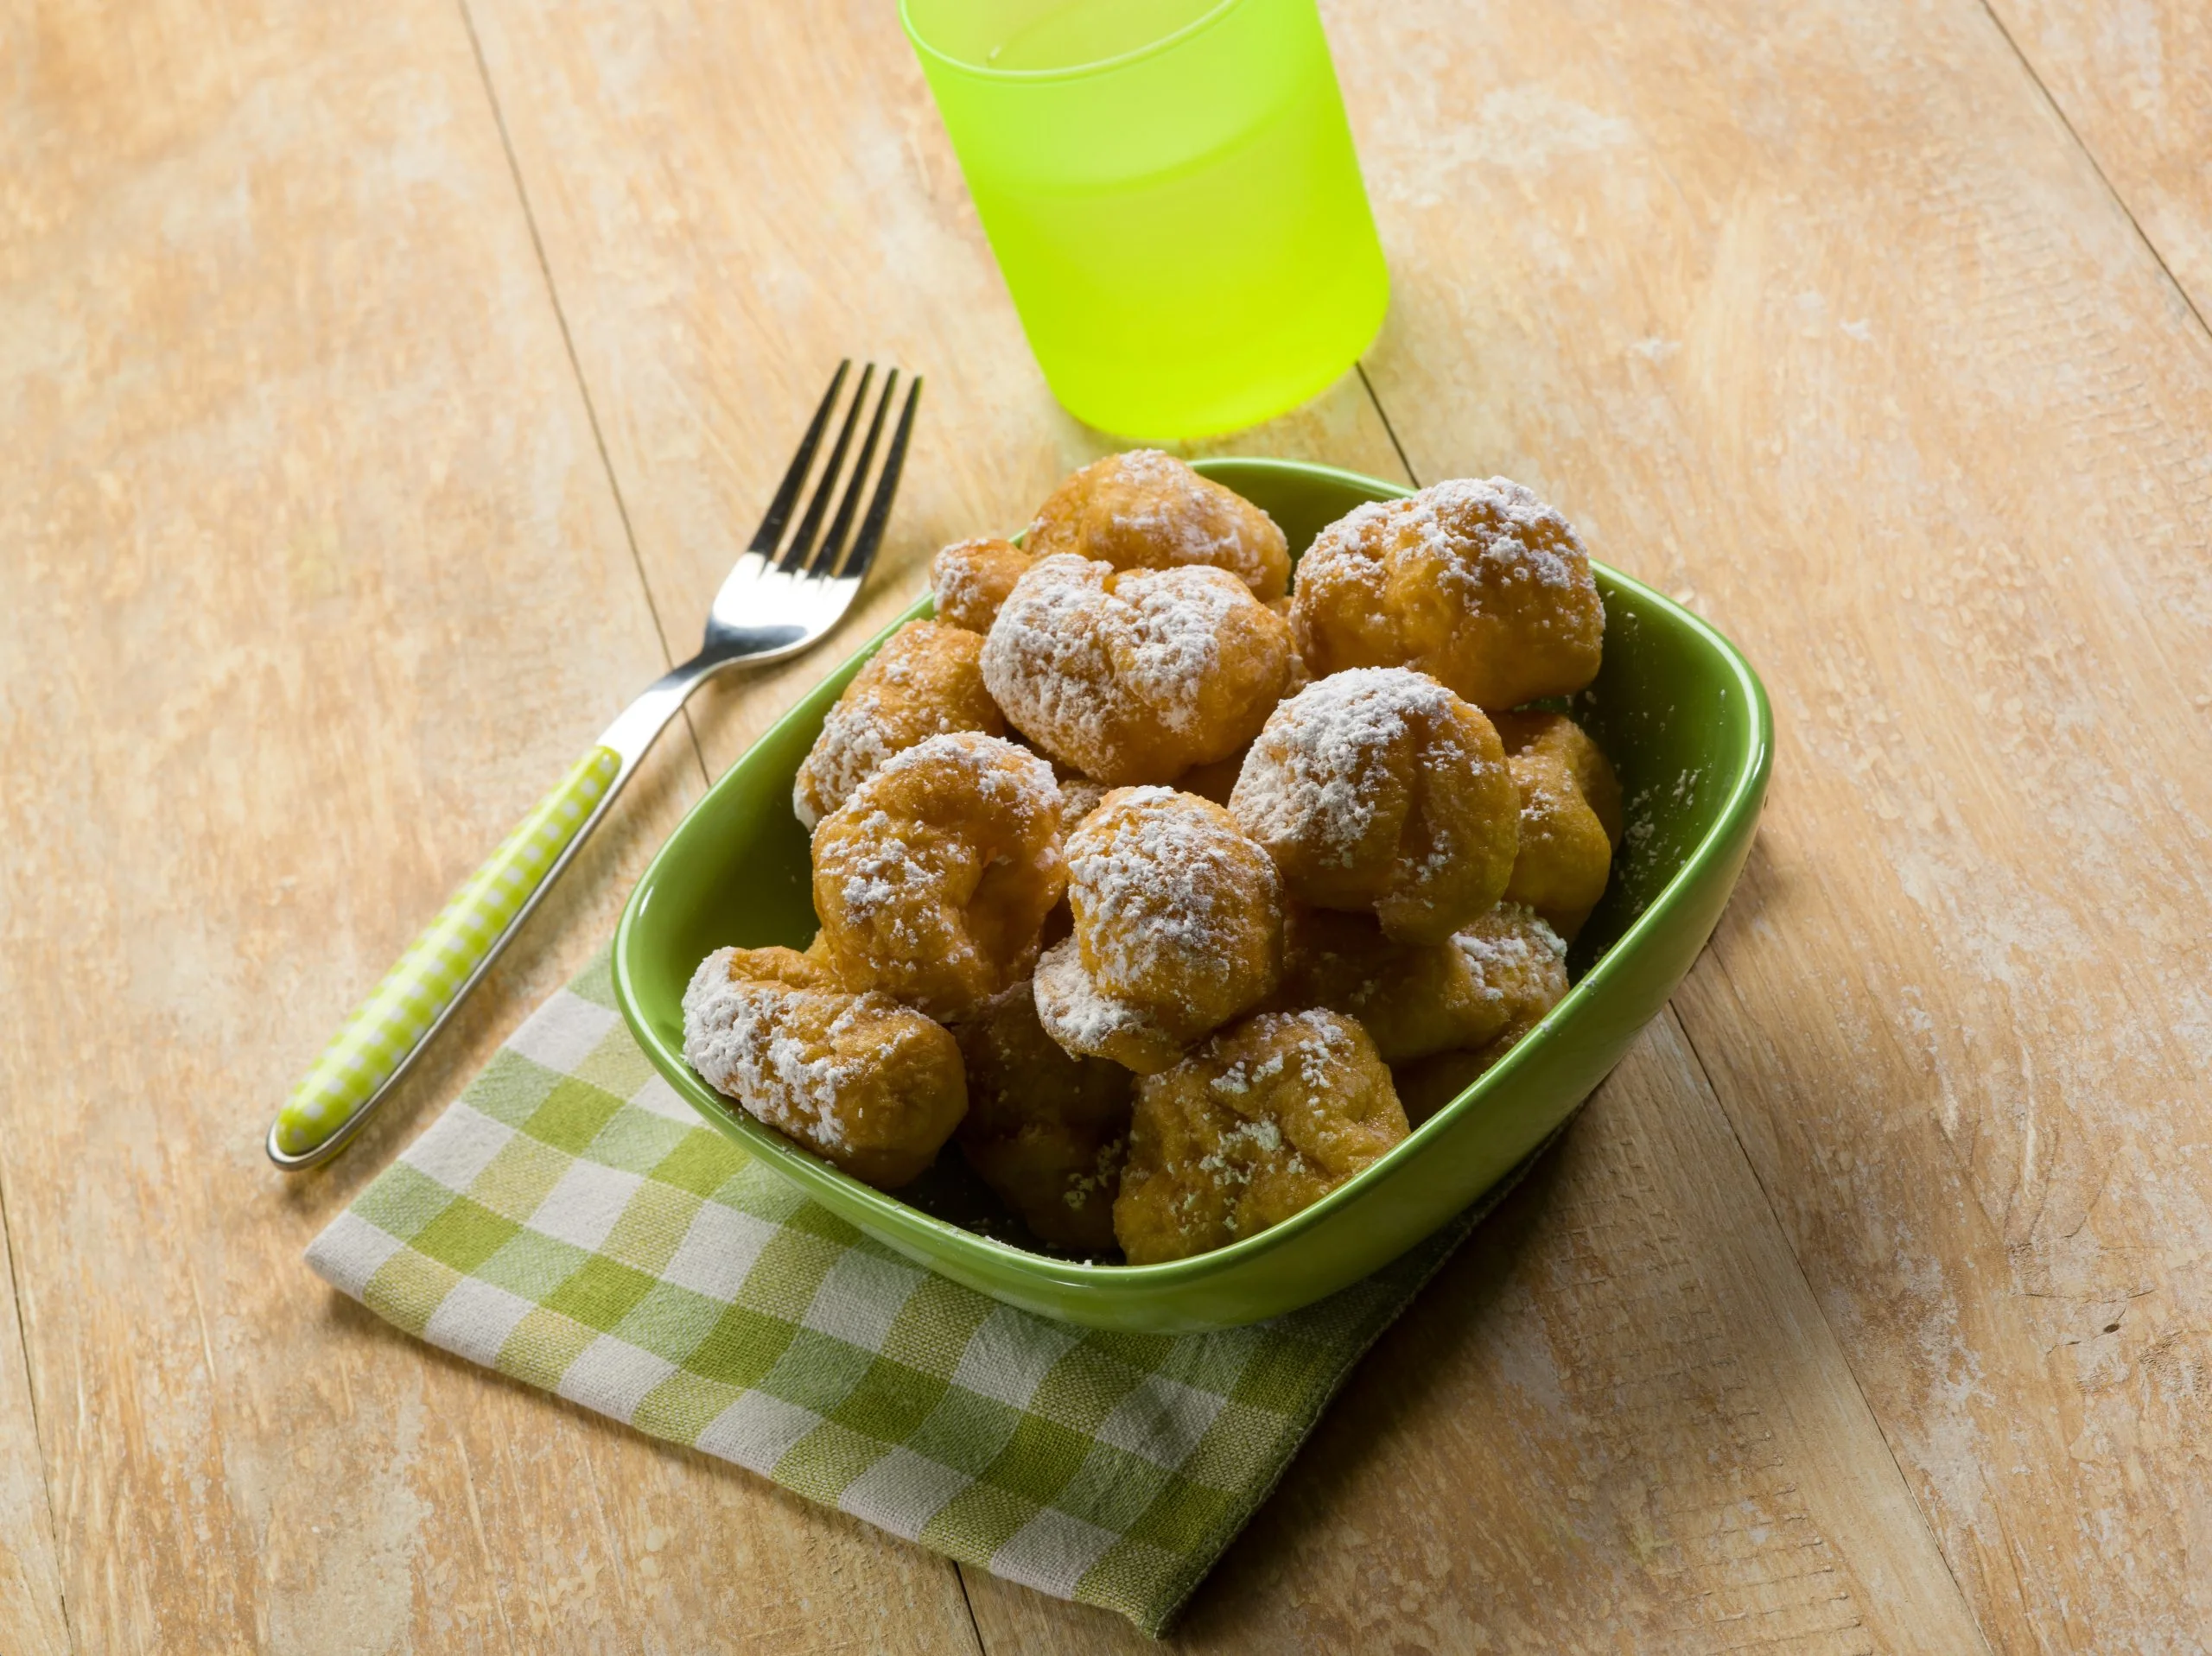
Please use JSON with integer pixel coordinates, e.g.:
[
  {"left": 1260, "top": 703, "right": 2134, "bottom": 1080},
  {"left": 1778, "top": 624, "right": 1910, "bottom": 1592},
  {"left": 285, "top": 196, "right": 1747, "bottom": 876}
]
[
  {"left": 452, "top": 6, "right": 1990, "bottom": 1640},
  {"left": 1332, "top": 0, "right": 2212, "bottom": 1646},
  {"left": 0, "top": 1199, "right": 71, "bottom": 1656},
  {"left": 7, "top": 0, "right": 2193, "bottom": 1645},
  {"left": 966, "top": 1013, "right": 1988, "bottom": 1654},
  {"left": 0, "top": 0, "right": 981, "bottom": 1649},
  {"left": 1984, "top": 0, "right": 2212, "bottom": 320},
  {"left": 455, "top": 0, "right": 1411, "bottom": 782}
]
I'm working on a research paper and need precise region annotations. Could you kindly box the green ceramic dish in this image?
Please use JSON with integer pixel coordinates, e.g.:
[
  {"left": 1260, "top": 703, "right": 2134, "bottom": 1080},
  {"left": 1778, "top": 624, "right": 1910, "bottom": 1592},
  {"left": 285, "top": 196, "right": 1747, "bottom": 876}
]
[{"left": 613, "top": 459, "right": 1770, "bottom": 1332}]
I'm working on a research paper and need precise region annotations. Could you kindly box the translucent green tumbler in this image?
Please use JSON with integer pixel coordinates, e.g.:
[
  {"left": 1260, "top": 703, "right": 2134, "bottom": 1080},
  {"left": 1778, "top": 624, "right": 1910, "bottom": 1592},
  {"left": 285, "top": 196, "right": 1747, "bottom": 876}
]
[{"left": 901, "top": 0, "right": 1389, "bottom": 441}]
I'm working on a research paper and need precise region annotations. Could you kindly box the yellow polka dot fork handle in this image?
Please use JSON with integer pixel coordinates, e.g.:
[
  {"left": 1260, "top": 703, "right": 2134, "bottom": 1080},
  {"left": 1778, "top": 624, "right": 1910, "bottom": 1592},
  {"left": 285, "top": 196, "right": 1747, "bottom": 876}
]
[{"left": 266, "top": 358, "right": 925, "bottom": 1169}]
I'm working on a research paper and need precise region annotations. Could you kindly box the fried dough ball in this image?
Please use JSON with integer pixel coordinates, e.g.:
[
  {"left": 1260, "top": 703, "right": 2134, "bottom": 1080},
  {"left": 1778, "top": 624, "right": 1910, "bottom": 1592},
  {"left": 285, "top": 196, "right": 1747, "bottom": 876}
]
[
  {"left": 1391, "top": 1044, "right": 1507, "bottom": 1127},
  {"left": 1389, "top": 955, "right": 1568, "bottom": 1123},
  {"left": 982, "top": 555, "right": 1293, "bottom": 785},
  {"left": 1034, "top": 788, "right": 1285, "bottom": 1074},
  {"left": 930, "top": 536, "right": 1030, "bottom": 634},
  {"left": 1048, "top": 763, "right": 1113, "bottom": 829},
  {"left": 683, "top": 945, "right": 965, "bottom": 1190},
  {"left": 1275, "top": 905, "right": 1568, "bottom": 1064},
  {"left": 1175, "top": 627, "right": 1316, "bottom": 806},
  {"left": 1292, "top": 477, "right": 1605, "bottom": 710},
  {"left": 812, "top": 732, "right": 1066, "bottom": 1021},
  {"left": 1446, "top": 902, "right": 1571, "bottom": 1037},
  {"left": 1493, "top": 711, "right": 1624, "bottom": 940},
  {"left": 739, "top": 940, "right": 840, "bottom": 990},
  {"left": 1027, "top": 449, "right": 1291, "bottom": 603},
  {"left": 1228, "top": 668, "right": 1519, "bottom": 944},
  {"left": 1114, "top": 1009, "right": 1409, "bottom": 1264},
  {"left": 793, "top": 621, "right": 1005, "bottom": 829},
  {"left": 954, "top": 980, "right": 1133, "bottom": 1251}
]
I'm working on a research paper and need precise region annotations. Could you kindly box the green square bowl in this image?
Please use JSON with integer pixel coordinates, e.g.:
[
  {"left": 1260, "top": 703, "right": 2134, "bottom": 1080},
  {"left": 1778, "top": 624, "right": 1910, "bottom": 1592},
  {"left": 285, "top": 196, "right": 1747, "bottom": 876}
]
[{"left": 613, "top": 459, "right": 1770, "bottom": 1332}]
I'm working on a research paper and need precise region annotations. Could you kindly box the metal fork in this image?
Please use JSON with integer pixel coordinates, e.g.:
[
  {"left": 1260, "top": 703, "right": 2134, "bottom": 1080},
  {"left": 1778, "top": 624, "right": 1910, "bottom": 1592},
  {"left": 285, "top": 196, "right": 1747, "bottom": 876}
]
[{"left": 269, "top": 362, "right": 921, "bottom": 1170}]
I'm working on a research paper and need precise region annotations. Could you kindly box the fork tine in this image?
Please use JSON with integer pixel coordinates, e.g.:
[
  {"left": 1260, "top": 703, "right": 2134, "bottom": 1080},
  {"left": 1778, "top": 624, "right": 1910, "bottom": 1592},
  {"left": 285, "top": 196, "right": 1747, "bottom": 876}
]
[
  {"left": 777, "top": 363, "right": 874, "bottom": 572},
  {"left": 805, "top": 368, "right": 897, "bottom": 577},
  {"left": 749, "top": 360, "right": 849, "bottom": 555},
  {"left": 835, "top": 375, "right": 922, "bottom": 587}
]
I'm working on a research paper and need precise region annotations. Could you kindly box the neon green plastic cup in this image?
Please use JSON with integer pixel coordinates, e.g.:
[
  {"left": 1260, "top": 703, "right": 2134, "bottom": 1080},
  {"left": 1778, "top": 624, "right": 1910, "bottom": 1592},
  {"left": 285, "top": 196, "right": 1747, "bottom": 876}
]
[{"left": 901, "top": 0, "right": 1390, "bottom": 440}]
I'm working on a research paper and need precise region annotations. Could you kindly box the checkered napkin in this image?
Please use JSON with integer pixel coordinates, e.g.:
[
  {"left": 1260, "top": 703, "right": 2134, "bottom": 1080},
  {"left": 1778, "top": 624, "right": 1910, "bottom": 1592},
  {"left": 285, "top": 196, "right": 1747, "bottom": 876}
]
[{"left": 308, "top": 951, "right": 1516, "bottom": 1634}]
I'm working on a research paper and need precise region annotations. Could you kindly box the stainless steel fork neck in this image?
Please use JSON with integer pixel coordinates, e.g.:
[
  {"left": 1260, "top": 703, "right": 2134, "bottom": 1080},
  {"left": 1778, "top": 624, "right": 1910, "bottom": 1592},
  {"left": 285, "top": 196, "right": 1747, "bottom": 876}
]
[
  {"left": 596, "top": 610, "right": 821, "bottom": 773},
  {"left": 597, "top": 663, "right": 706, "bottom": 771}
]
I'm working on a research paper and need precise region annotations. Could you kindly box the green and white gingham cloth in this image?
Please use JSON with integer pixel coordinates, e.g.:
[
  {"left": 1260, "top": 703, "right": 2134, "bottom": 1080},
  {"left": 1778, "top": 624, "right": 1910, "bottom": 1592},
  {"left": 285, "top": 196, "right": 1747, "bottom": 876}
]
[{"left": 308, "top": 950, "right": 1526, "bottom": 1634}]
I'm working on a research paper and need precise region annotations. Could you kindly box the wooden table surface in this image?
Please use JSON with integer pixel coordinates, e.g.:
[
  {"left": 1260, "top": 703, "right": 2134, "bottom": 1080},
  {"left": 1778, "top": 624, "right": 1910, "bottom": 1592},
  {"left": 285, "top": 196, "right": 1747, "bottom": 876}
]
[{"left": 4, "top": 0, "right": 2209, "bottom": 1648}]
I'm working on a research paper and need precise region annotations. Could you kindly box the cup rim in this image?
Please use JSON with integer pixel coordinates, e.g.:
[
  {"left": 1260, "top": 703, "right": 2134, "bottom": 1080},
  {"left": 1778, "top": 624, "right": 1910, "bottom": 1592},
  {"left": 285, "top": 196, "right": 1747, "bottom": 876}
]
[{"left": 899, "top": 0, "right": 1245, "bottom": 83}]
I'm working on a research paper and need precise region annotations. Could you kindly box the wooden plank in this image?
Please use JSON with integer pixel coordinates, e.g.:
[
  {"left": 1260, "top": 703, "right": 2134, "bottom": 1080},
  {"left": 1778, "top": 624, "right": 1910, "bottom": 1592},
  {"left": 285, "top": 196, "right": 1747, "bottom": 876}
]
[
  {"left": 964, "top": 1015, "right": 1986, "bottom": 1653},
  {"left": 0, "top": 0, "right": 982, "bottom": 1649},
  {"left": 1332, "top": 0, "right": 2212, "bottom": 1647},
  {"left": 1984, "top": 0, "right": 2212, "bottom": 320},
  {"left": 455, "top": 0, "right": 1412, "bottom": 781},
  {"left": 0, "top": 1202, "right": 71, "bottom": 1656}
]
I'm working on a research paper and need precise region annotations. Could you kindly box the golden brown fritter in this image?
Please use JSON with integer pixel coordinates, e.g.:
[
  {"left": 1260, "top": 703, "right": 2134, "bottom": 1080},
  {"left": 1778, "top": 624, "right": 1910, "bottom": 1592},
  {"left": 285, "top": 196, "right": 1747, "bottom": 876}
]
[
  {"left": 1492, "top": 710, "right": 1623, "bottom": 940},
  {"left": 1275, "top": 905, "right": 1568, "bottom": 1065},
  {"left": 982, "top": 555, "right": 1292, "bottom": 785},
  {"left": 1292, "top": 478, "right": 1605, "bottom": 710},
  {"left": 811, "top": 732, "right": 1066, "bottom": 1022},
  {"left": 682, "top": 945, "right": 966, "bottom": 1190},
  {"left": 1390, "top": 1043, "right": 1507, "bottom": 1127},
  {"left": 1440, "top": 902, "right": 1571, "bottom": 1046},
  {"left": 1026, "top": 449, "right": 1291, "bottom": 603},
  {"left": 930, "top": 536, "right": 1032, "bottom": 634},
  {"left": 1033, "top": 788, "right": 1284, "bottom": 1075},
  {"left": 955, "top": 980, "right": 1132, "bottom": 1251},
  {"left": 1228, "top": 668, "right": 1519, "bottom": 944},
  {"left": 1113, "top": 1009, "right": 1408, "bottom": 1264},
  {"left": 1386, "top": 931, "right": 1568, "bottom": 1124},
  {"left": 793, "top": 620, "right": 1005, "bottom": 829}
]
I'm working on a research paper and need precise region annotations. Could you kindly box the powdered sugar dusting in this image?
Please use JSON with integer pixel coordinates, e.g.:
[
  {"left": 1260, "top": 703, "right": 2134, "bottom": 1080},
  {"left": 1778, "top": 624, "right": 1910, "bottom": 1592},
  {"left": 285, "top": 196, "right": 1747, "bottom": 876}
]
[
  {"left": 1033, "top": 933, "right": 1170, "bottom": 1052},
  {"left": 792, "top": 627, "right": 998, "bottom": 828},
  {"left": 794, "top": 700, "right": 899, "bottom": 830},
  {"left": 935, "top": 555, "right": 988, "bottom": 617},
  {"left": 929, "top": 536, "right": 1030, "bottom": 633},
  {"left": 1207, "top": 1008, "right": 1358, "bottom": 1103},
  {"left": 1453, "top": 904, "right": 1570, "bottom": 1012},
  {"left": 1101, "top": 448, "right": 1249, "bottom": 565},
  {"left": 1068, "top": 787, "right": 1279, "bottom": 995},
  {"left": 1192, "top": 1116, "right": 1302, "bottom": 1191},
  {"left": 874, "top": 729, "right": 1061, "bottom": 816},
  {"left": 817, "top": 733, "right": 1062, "bottom": 958},
  {"left": 1308, "top": 477, "right": 1587, "bottom": 599},
  {"left": 982, "top": 555, "right": 1119, "bottom": 753},
  {"left": 981, "top": 555, "right": 1263, "bottom": 765},
  {"left": 1423, "top": 477, "right": 1583, "bottom": 593},
  {"left": 829, "top": 807, "right": 924, "bottom": 936},
  {"left": 1117, "top": 567, "right": 1238, "bottom": 733},
  {"left": 1230, "top": 668, "right": 1464, "bottom": 865},
  {"left": 682, "top": 948, "right": 880, "bottom": 1149}
]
